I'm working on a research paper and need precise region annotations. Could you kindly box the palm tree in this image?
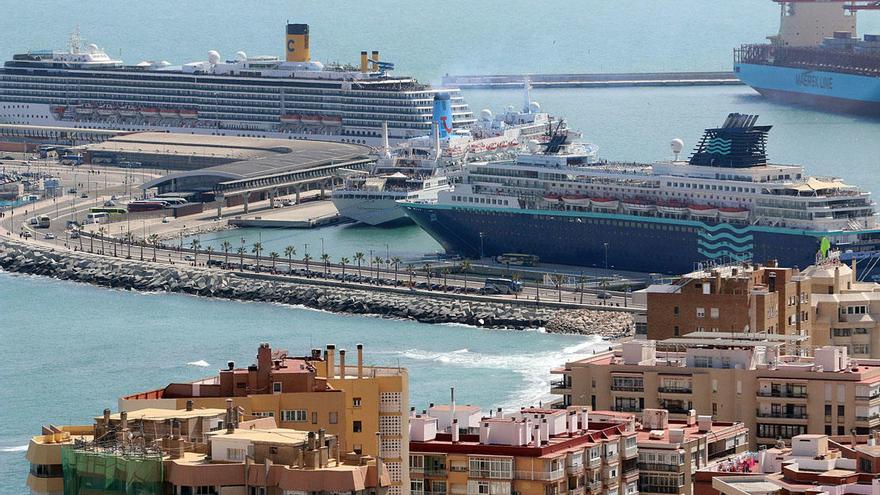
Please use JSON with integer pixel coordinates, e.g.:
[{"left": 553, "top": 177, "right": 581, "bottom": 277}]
[
  {"left": 354, "top": 252, "right": 365, "bottom": 277},
  {"left": 236, "top": 246, "right": 246, "bottom": 270},
  {"left": 284, "top": 245, "right": 296, "bottom": 271},
  {"left": 97, "top": 226, "right": 106, "bottom": 254},
  {"left": 459, "top": 260, "right": 472, "bottom": 290},
  {"left": 148, "top": 233, "right": 159, "bottom": 261},
  {"left": 303, "top": 253, "right": 312, "bottom": 275},
  {"left": 321, "top": 253, "right": 331, "bottom": 275},
  {"left": 340, "top": 257, "right": 350, "bottom": 276},
  {"left": 221, "top": 240, "right": 232, "bottom": 267},
  {"left": 269, "top": 251, "right": 279, "bottom": 272},
  {"left": 407, "top": 264, "right": 415, "bottom": 286},
  {"left": 206, "top": 246, "right": 215, "bottom": 265},
  {"left": 391, "top": 256, "right": 402, "bottom": 283},
  {"left": 442, "top": 268, "right": 449, "bottom": 292},
  {"left": 251, "top": 242, "right": 263, "bottom": 271},
  {"left": 124, "top": 231, "right": 133, "bottom": 258},
  {"left": 190, "top": 239, "right": 201, "bottom": 265},
  {"left": 422, "top": 263, "right": 432, "bottom": 285},
  {"left": 373, "top": 256, "right": 383, "bottom": 279},
  {"left": 553, "top": 273, "right": 565, "bottom": 302}
]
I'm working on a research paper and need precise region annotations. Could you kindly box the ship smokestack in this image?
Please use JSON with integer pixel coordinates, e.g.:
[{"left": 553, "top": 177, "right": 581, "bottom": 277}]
[
  {"left": 286, "top": 23, "right": 310, "bottom": 63},
  {"left": 360, "top": 51, "right": 369, "bottom": 73},
  {"left": 371, "top": 51, "right": 380, "bottom": 70}
]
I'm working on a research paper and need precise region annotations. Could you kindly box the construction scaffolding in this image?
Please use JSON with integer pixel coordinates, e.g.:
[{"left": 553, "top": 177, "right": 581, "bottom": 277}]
[{"left": 61, "top": 439, "right": 164, "bottom": 495}]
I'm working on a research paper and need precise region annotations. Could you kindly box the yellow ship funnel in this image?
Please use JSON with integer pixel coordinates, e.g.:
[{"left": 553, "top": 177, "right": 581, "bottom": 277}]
[
  {"left": 286, "top": 23, "right": 310, "bottom": 62},
  {"left": 371, "top": 51, "right": 380, "bottom": 70},
  {"left": 360, "top": 51, "right": 369, "bottom": 73}
]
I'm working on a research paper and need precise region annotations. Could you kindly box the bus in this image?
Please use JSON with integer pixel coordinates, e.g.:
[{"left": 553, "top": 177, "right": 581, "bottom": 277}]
[
  {"left": 29, "top": 215, "right": 51, "bottom": 228},
  {"left": 85, "top": 212, "right": 110, "bottom": 224},
  {"left": 483, "top": 277, "right": 523, "bottom": 295},
  {"left": 495, "top": 253, "right": 540, "bottom": 267},
  {"left": 89, "top": 206, "right": 127, "bottom": 215},
  {"left": 60, "top": 153, "right": 83, "bottom": 165},
  {"left": 154, "top": 197, "right": 187, "bottom": 205}
]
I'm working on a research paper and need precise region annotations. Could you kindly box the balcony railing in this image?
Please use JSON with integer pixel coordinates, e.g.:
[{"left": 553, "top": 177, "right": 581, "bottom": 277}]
[
  {"left": 424, "top": 468, "right": 447, "bottom": 477},
  {"left": 588, "top": 457, "right": 601, "bottom": 468},
  {"left": 856, "top": 394, "right": 880, "bottom": 401},
  {"left": 658, "top": 386, "right": 692, "bottom": 394},
  {"left": 856, "top": 413, "right": 880, "bottom": 422},
  {"left": 638, "top": 463, "right": 682, "bottom": 473},
  {"left": 611, "top": 385, "right": 644, "bottom": 392},
  {"left": 551, "top": 380, "right": 570, "bottom": 389},
  {"left": 515, "top": 469, "right": 566, "bottom": 481},
  {"left": 664, "top": 407, "right": 691, "bottom": 415},
  {"left": 469, "top": 470, "right": 513, "bottom": 479},
  {"left": 588, "top": 481, "right": 602, "bottom": 493},
  {"left": 757, "top": 390, "right": 807, "bottom": 399},
  {"left": 639, "top": 487, "right": 679, "bottom": 494},
  {"left": 756, "top": 410, "right": 808, "bottom": 419}
]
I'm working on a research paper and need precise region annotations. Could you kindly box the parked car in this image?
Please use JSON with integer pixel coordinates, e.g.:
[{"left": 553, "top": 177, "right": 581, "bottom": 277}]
[
  {"left": 44, "top": 232, "right": 56, "bottom": 240},
  {"left": 184, "top": 255, "right": 195, "bottom": 262}
]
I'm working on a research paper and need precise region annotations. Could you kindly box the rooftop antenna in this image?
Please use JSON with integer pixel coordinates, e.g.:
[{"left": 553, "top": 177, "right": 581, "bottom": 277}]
[
  {"left": 69, "top": 26, "right": 82, "bottom": 54},
  {"left": 523, "top": 78, "right": 532, "bottom": 114}
]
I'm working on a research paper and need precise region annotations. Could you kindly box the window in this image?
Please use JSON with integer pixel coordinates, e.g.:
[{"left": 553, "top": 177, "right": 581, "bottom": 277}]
[
  {"left": 227, "top": 447, "right": 246, "bottom": 461},
  {"left": 696, "top": 307, "right": 705, "bottom": 318},
  {"left": 853, "top": 344, "right": 870, "bottom": 355},
  {"left": 312, "top": 412, "right": 318, "bottom": 424},
  {"left": 353, "top": 420, "right": 362, "bottom": 433},
  {"left": 273, "top": 382, "right": 282, "bottom": 393},
  {"left": 281, "top": 410, "right": 306, "bottom": 422},
  {"left": 329, "top": 411, "right": 338, "bottom": 424},
  {"left": 353, "top": 397, "right": 362, "bottom": 408},
  {"left": 469, "top": 457, "right": 513, "bottom": 479},
  {"left": 710, "top": 308, "right": 719, "bottom": 319},
  {"left": 253, "top": 411, "right": 274, "bottom": 418},
  {"left": 839, "top": 405, "right": 846, "bottom": 417}
]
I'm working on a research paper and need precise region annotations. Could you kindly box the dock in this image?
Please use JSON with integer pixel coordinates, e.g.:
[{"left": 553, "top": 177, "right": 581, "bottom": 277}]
[
  {"left": 441, "top": 71, "right": 743, "bottom": 89},
  {"left": 227, "top": 199, "right": 347, "bottom": 229}
]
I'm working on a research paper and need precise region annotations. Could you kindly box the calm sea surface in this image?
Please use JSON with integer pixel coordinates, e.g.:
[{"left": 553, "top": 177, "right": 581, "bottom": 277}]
[{"left": 2, "top": 1, "right": 880, "bottom": 492}]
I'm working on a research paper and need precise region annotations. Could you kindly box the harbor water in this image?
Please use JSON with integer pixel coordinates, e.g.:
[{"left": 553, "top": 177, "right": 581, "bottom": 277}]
[{"left": 3, "top": 1, "right": 880, "bottom": 493}]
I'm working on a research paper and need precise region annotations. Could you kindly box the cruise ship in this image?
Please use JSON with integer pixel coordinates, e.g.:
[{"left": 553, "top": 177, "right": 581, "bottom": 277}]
[
  {"left": 735, "top": 1, "right": 880, "bottom": 114},
  {"left": 331, "top": 87, "right": 559, "bottom": 226},
  {"left": 400, "top": 113, "right": 880, "bottom": 278},
  {"left": 0, "top": 24, "right": 474, "bottom": 145}
]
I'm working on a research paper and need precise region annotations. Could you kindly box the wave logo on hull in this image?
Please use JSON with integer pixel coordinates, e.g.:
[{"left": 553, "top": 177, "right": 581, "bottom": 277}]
[
  {"left": 705, "top": 137, "right": 732, "bottom": 155},
  {"left": 697, "top": 223, "right": 754, "bottom": 261}
]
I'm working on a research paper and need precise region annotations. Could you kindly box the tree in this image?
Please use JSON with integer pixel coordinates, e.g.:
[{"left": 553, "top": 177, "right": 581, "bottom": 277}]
[
  {"left": 206, "top": 246, "right": 215, "bottom": 265},
  {"left": 236, "top": 246, "right": 246, "bottom": 270},
  {"left": 124, "top": 231, "right": 133, "bottom": 258},
  {"left": 148, "top": 233, "right": 159, "bottom": 261},
  {"left": 422, "top": 263, "right": 432, "bottom": 285},
  {"left": 269, "top": 251, "right": 279, "bottom": 272},
  {"left": 552, "top": 273, "right": 565, "bottom": 302},
  {"left": 97, "top": 226, "right": 106, "bottom": 254},
  {"left": 340, "top": 257, "right": 350, "bottom": 277},
  {"left": 442, "top": 268, "right": 449, "bottom": 292},
  {"left": 321, "top": 253, "right": 331, "bottom": 275},
  {"left": 459, "top": 260, "right": 472, "bottom": 290},
  {"left": 391, "top": 256, "right": 402, "bottom": 283},
  {"left": 221, "top": 240, "right": 232, "bottom": 267},
  {"left": 407, "top": 264, "right": 415, "bottom": 286},
  {"left": 251, "top": 242, "right": 263, "bottom": 271},
  {"left": 373, "top": 256, "right": 383, "bottom": 280},
  {"left": 303, "top": 253, "right": 312, "bottom": 275},
  {"left": 190, "top": 239, "right": 201, "bottom": 265},
  {"left": 354, "top": 252, "right": 365, "bottom": 277},
  {"left": 284, "top": 245, "right": 296, "bottom": 271}
]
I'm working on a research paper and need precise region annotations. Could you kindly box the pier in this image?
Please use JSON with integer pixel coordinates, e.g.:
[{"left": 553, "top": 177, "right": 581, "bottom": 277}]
[{"left": 441, "top": 71, "right": 743, "bottom": 89}]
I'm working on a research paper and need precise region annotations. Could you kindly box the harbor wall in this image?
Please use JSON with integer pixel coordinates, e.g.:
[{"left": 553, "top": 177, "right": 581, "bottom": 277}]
[
  {"left": 441, "top": 71, "right": 743, "bottom": 89},
  {"left": 0, "top": 239, "right": 634, "bottom": 337}
]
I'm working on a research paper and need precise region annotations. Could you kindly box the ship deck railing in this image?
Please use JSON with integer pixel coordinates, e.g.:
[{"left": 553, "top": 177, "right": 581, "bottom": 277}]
[{"left": 735, "top": 43, "right": 880, "bottom": 78}]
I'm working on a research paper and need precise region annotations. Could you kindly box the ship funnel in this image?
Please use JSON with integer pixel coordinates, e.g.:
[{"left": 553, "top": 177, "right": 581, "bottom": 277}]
[
  {"left": 286, "top": 23, "right": 310, "bottom": 62},
  {"left": 432, "top": 93, "right": 453, "bottom": 139},
  {"left": 371, "top": 51, "right": 380, "bottom": 70},
  {"left": 360, "top": 51, "right": 369, "bottom": 73}
]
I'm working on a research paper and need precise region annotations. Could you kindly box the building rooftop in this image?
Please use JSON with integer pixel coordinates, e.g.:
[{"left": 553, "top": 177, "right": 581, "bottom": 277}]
[
  {"left": 99, "top": 408, "right": 226, "bottom": 422},
  {"left": 207, "top": 428, "right": 311, "bottom": 445},
  {"left": 635, "top": 419, "right": 747, "bottom": 447}
]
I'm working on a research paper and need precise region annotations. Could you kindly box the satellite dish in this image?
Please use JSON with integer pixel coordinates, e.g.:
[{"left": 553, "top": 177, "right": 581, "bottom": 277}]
[
  {"left": 235, "top": 51, "right": 247, "bottom": 62},
  {"left": 527, "top": 139, "right": 541, "bottom": 153},
  {"left": 528, "top": 101, "right": 541, "bottom": 113},
  {"left": 86, "top": 43, "right": 99, "bottom": 54},
  {"left": 207, "top": 50, "right": 221, "bottom": 65},
  {"left": 671, "top": 138, "right": 684, "bottom": 160},
  {"left": 480, "top": 108, "right": 493, "bottom": 121}
]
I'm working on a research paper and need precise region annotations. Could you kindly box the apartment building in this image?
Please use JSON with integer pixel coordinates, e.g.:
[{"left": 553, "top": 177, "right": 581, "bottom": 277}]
[
  {"left": 551, "top": 339, "right": 880, "bottom": 448},
  {"left": 408, "top": 405, "right": 640, "bottom": 495},
  {"left": 120, "top": 342, "right": 409, "bottom": 495},
  {"left": 805, "top": 261, "right": 880, "bottom": 358},
  {"left": 645, "top": 262, "right": 810, "bottom": 343}
]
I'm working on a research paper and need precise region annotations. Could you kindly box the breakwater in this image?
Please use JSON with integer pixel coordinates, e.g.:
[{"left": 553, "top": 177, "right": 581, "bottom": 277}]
[
  {"left": 0, "top": 240, "right": 634, "bottom": 337},
  {"left": 442, "top": 71, "right": 742, "bottom": 89}
]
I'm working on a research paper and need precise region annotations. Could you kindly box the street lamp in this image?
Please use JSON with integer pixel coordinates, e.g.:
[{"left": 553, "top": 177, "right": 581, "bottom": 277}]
[{"left": 479, "top": 232, "right": 484, "bottom": 259}]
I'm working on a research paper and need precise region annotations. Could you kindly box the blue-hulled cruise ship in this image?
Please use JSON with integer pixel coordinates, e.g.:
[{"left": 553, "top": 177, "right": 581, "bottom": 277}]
[
  {"left": 735, "top": 1, "right": 880, "bottom": 114},
  {"left": 399, "top": 114, "right": 880, "bottom": 278}
]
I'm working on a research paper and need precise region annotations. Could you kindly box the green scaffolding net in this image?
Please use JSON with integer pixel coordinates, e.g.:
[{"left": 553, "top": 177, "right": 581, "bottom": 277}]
[{"left": 61, "top": 445, "right": 163, "bottom": 495}]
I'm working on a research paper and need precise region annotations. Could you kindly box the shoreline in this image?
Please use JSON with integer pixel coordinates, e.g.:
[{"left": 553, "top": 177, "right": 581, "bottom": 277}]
[{"left": 0, "top": 239, "right": 634, "bottom": 337}]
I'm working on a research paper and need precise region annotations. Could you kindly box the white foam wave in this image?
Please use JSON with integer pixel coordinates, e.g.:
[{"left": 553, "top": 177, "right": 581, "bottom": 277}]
[
  {"left": 187, "top": 360, "right": 210, "bottom": 367},
  {"left": 399, "top": 336, "right": 604, "bottom": 410},
  {"left": 0, "top": 445, "right": 27, "bottom": 452}
]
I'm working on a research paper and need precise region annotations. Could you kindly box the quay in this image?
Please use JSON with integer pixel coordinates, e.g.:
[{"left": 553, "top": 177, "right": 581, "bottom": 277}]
[
  {"left": 441, "top": 71, "right": 743, "bottom": 89},
  {"left": 227, "top": 199, "right": 347, "bottom": 228}
]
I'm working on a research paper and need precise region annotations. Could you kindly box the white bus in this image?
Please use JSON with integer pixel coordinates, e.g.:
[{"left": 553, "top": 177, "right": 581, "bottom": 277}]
[{"left": 85, "top": 212, "right": 110, "bottom": 224}]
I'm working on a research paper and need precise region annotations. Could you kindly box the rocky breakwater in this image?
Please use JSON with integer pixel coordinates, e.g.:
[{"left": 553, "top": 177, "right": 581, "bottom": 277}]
[{"left": 0, "top": 239, "right": 635, "bottom": 336}]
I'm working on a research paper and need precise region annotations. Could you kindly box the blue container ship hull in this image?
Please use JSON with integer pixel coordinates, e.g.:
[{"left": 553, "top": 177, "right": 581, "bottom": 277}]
[
  {"left": 735, "top": 63, "right": 880, "bottom": 114},
  {"left": 402, "top": 203, "right": 880, "bottom": 277}
]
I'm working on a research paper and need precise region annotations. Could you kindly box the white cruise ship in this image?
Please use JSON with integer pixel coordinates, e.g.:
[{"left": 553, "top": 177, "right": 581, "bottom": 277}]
[{"left": 0, "top": 25, "right": 474, "bottom": 146}]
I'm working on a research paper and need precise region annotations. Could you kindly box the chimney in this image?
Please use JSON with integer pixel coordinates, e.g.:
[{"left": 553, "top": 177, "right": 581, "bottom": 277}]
[
  {"left": 339, "top": 349, "right": 346, "bottom": 379},
  {"left": 450, "top": 387, "right": 456, "bottom": 432},
  {"left": 581, "top": 408, "right": 589, "bottom": 431},
  {"left": 479, "top": 421, "right": 490, "bottom": 444},
  {"left": 186, "top": 400, "right": 194, "bottom": 412},
  {"left": 834, "top": 266, "right": 841, "bottom": 293},
  {"left": 532, "top": 424, "right": 540, "bottom": 446},
  {"left": 568, "top": 411, "right": 577, "bottom": 436},
  {"left": 356, "top": 343, "right": 364, "bottom": 379},
  {"left": 226, "top": 398, "right": 235, "bottom": 434},
  {"left": 371, "top": 51, "right": 379, "bottom": 70},
  {"left": 452, "top": 419, "right": 460, "bottom": 443},
  {"left": 541, "top": 418, "right": 549, "bottom": 444},
  {"left": 103, "top": 408, "right": 111, "bottom": 429},
  {"left": 257, "top": 342, "right": 272, "bottom": 370},
  {"left": 325, "top": 344, "right": 336, "bottom": 378},
  {"left": 227, "top": 360, "right": 235, "bottom": 370},
  {"left": 360, "top": 51, "right": 369, "bottom": 73},
  {"left": 318, "top": 428, "right": 326, "bottom": 449},
  {"left": 308, "top": 431, "right": 316, "bottom": 450},
  {"left": 120, "top": 411, "right": 128, "bottom": 432}
]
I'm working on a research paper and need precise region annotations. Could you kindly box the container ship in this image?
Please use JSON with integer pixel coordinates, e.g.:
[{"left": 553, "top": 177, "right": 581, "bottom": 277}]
[
  {"left": 399, "top": 113, "right": 880, "bottom": 278},
  {"left": 734, "top": 1, "right": 880, "bottom": 114},
  {"left": 0, "top": 24, "right": 474, "bottom": 145}
]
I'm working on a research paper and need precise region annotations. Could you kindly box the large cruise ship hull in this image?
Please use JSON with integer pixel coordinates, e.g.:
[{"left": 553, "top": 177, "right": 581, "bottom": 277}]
[
  {"left": 332, "top": 185, "right": 452, "bottom": 226},
  {"left": 734, "top": 63, "right": 880, "bottom": 114},
  {"left": 401, "top": 203, "right": 880, "bottom": 278}
]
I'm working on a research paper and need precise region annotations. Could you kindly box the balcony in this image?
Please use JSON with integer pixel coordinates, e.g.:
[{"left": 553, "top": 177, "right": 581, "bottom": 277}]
[
  {"left": 624, "top": 468, "right": 640, "bottom": 480},
  {"left": 551, "top": 380, "right": 571, "bottom": 392},
  {"left": 856, "top": 413, "right": 880, "bottom": 424},
  {"left": 755, "top": 410, "right": 808, "bottom": 420},
  {"left": 515, "top": 469, "right": 566, "bottom": 482},
  {"left": 756, "top": 390, "right": 807, "bottom": 399},
  {"left": 623, "top": 444, "right": 638, "bottom": 459},
  {"left": 588, "top": 457, "right": 601, "bottom": 468},
  {"left": 588, "top": 481, "right": 602, "bottom": 493},
  {"left": 425, "top": 468, "right": 447, "bottom": 477},
  {"left": 567, "top": 464, "right": 584, "bottom": 475},
  {"left": 638, "top": 463, "right": 683, "bottom": 473},
  {"left": 657, "top": 386, "right": 692, "bottom": 394},
  {"left": 570, "top": 487, "right": 585, "bottom": 495},
  {"left": 610, "top": 385, "right": 644, "bottom": 393},
  {"left": 855, "top": 394, "right": 880, "bottom": 402}
]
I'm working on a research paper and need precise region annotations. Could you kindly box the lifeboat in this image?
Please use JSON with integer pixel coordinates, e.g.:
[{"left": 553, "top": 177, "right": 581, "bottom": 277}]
[
  {"left": 96, "top": 106, "right": 115, "bottom": 116},
  {"left": 622, "top": 199, "right": 656, "bottom": 213},
  {"left": 688, "top": 204, "right": 718, "bottom": 218},
  {"left": 159, "top": 108, "right": 178, "bottom": 118},
  {"left": 719, "top": 207, "right": 750, "bottom": 221},
  {"left": 322, "top": 115, "right": 342, "bottom": 126},
  {"left": 50, "top": 105, "right": 66, "bottom": 115},
  {"left": 301, "top": 115, "right": 323, "bottom": 125},
  {"left": 75, "top": 105, "right": 94, "bottom": 115},
  {"left": 180, "top": 109, "right": 198, "bottom": 119},
  {"left": 280, "top": 113, "right": 301, "bottom": 123},
  {"left": 140, "top": 107, "right": 159, "bottom": 117},
  {"left": 591, "top": 197, "right": 619, "bottom": 210},
  {"left": 118, "top": 107, "right": 138, "bottom": 117},
  {"left": 656, "top": 200, "right": 689, "bottom": 215},
  {"left": 561, "top": 194, "right": 591, "bottom": 207},
  {"left": 543, "top": 192, "right": 562, "bottom": 203}
]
